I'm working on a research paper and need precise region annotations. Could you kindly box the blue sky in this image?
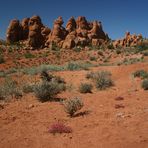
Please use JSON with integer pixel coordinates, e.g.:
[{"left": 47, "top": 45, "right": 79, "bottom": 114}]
[{"left": 0, "top": 0, "right": 147, "bottom": 39}]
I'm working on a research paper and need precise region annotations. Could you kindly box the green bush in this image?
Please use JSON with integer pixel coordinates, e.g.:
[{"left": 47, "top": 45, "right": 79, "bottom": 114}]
[
  {"left": 116, "top": 49, "right": 121, "bottom": 54},
  {"left": 73, "top": 47, "right": 82, "bottom": 52},
  {"left": 86, "top": 71, "right": 95, "bottom": 79},
  {"left": 142, "top": 51, "right": 148, "bottom": 56},
  {"left": 34, "top": 81, "right": 65, "bottom": 102},
  {"left": 40, "top": 70, "right": 66, "bottom": 85},
  {"left": 22, "top": 64, "right": 66, "bottom": 75},
  {"left": 24, "top": 52, "right": 36, "bottom": 59},
  {"left": 67, "top": 62, "right": 90, "bottom": 71},
  {"left": 0, "top": 89, "right": 4, "bottom": 100},
  {"left": 63, "top": 97, "right": 84, "bottom": 117},
  {"left": 67, "top": 62, "right": 82, "bottom": 71},
  {"left": 79, "top": 83, "right": 93, "bottom": 93},
  {"left": 89, "top": 56, "right": 97, "bottom": 61},
  {"left": 0, "top": 78, "right": 22, "bottom": 99},
  {"left": 50, "top": 42, "right": 60, "bottom": 51},
  {"left": 95, "top": 71, "right": 113, "bottom": 90},
  {"left": 133, "top": 70, "right": 148, "bottom": 79},
  {"left": 107, "top": 43, "right": 114, "bottom": 49},
  {"left": 123, "top": 58, "right": 143, "bottom": 65},
  {"left": 22, "top": 84, "right": 35, "bottom": 93},
  {"left": 40, "top": 70, "right": 54, "bottom": 82},
  {"left": 87, "top": 71, "right": 113, "bottom": 90},
  {"left": 141, "top": 79, "right": 148, "bottom": 90},
  {"left": 136, "top": 41, "right": 148, "bottom": 52},
  {"left": 0, "top": 54, "right": 5, "bottom": 64},
  {"left": 0, "top": 71, "right": 6, "bottom": 78}
]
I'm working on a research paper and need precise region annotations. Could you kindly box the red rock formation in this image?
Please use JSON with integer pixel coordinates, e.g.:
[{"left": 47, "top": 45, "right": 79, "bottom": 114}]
[
  {"left": 46, "top": 16, "right": 67, "bottom": 47},
  {"left": 41, "top": 26, "right": 51, "bottom": 42},
  {"left": 113, "top": 32, "right": 143, "bottom": 48},
  {"left": 6, "top": 19, "right": 22, "bottom": 43},
  {"left": 88, "top": 21, "right": 106, "bottom": 40},
  {"left": 6, "top": 15, "right": 109, "bottom": 49},
  {"left": 66, "top": 17, "right": 76, "bottom": 33},
  {"left": 28, "top": 15, "right": 44, "bottom": 48},
  {"left": 21, "top": 18, "right": 30, "bottom": 40},
  {"left": 76, "top": 16, "right": 90, "bottom": 30},
  {"left": 62, "top": 17, "right": 77, "bottom": 48}
]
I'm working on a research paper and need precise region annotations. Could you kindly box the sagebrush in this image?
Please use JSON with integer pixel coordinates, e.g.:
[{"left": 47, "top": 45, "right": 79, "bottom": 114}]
[
  {"left": 79, "top": 83, "right": 93, "bottom": 93},
  {"left": 63, "top": 97, "right": 84, "bottom": 117}
]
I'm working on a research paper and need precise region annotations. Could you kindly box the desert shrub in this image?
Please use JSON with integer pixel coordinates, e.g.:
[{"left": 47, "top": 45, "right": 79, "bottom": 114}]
[
  {"left": 6, "top": 68, "right": 18, "bottom": 75},
  {"left": 0, "top": 71, "right": 6, "bottom": 78},
  {"left": 95, "top": 71, "right": 113, "bottom": 90},
  {"left": 141, "top": 79, "right": 148, "bottom": 90},
  {"left": 142, "top": 50, "right": 148, "bottom": 56},
  {"left": 66, "top": 83, "right": 75, "bottom": 92},
  {"left": 22, "top": 64, "right": 66, "bottom": 75},
  {"left": 79, "top": 83, "right": 93, "bottom": 93},
  {"left": 24, "top": 52, "right": 35, "bottom": 59},
  {"left": 97, "top": 51, "right": 103, "bottom": 56},
  {"left": 34, "top": 81, "right": 65, "bottom": 102},
  {"left": 40, "top": 71, "right": 66, "bottom": 87},
  {"left": 50, "top": 42, "right": 60, "bottom": 51},
  {"left": 87, "top": 71, "right": 113, "bottom": 90},
  {"left": 67, "top": 61, "right": 93, "bottom": 71},
  {"left": 53, "top": 76, "right": 65, "bottom": 84},
  {"left": 133, "top": 70, "right": 148, "bottom": 79},
  {"left": 136, "top": 41, "right": 148, "bottom": 52},
  {"left": 0, "top": 39, "right": 7, "bottom": 46},
  {"left": 123, "top": 58, "right": 143, "bottom": 65},
  {"left": 73, "top": 47, "right": 82, "bottom": 52},
  {"left": 0, "top": 48, "right": 3, "bottom": 54},
  {"left": 63, "top": 97, "right": 84, "bottom": 117},
  {"left": 89, "top": 56, "right": 97, "bottom": 61},
  {"left": 0, "top": 54, "right": 5, "bottom": 64},
  {"left": 49, "top": 122, "right": 72, "bottom": 134},
  {"left": 107, "top": 43, "right": 114, "bottom": 49},
  {"left": 67, "top": 62, "right": 82, "bottom": 71},
  {"left": 0, "top": 78, "right": 22, "bottom": 99},
  {"left": 86, "top": 71, "right": 95, "bottom": 79},
  {"left": 40, "top": 70, "right": 54, "bottom": 82},
  {"left": 0, "top": 89, "right": 4, "bottom": 100},
  {"left": 22, "top": 84, "right": 35, "bottom": 93},
  {"left": 116, "top": 49, "right": 121, "bottom": 54}
]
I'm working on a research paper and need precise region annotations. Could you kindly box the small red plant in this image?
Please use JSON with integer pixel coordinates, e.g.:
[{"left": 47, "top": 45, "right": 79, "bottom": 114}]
[{"left": 49, "top": 122, "right": 72, "bottom": 134}]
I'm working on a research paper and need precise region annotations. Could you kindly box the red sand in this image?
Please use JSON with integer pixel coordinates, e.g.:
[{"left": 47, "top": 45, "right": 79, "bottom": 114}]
[{"left": 0, "top": 62, "right": 148, "bottom": 148}]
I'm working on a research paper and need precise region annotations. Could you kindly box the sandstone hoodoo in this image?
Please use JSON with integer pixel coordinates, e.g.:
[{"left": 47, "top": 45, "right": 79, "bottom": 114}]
[
  {"left": 21, "top": 18, "right": 30, "bottom": 40},
  {"left": 27, "top": 15, "right": 45, "bottom": 48},
  {"left": 6, "top": 15, "right": 109, "bottom": 49},
  {"left": 6, "top": 15, "right": 51, "bottom": 49},
  {"left": 46, "top": 16, "right": 109, "bottom": 49},
  {"left": 46, "top": 16, "right": 67, "bottom": 48},
  {"left": 66, "top": 17, "right": 76, "bottom": 33},
  {"left": 113, "top": 32, "right": 143, "bottom": 48},
  {"left": 6, "top": 19, "right": 22, "bottom": 43}
]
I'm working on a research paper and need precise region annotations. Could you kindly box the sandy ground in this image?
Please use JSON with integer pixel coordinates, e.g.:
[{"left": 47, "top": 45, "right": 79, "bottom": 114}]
[{"left": 0, "top": 62, "right": 148, "bottom": 148}]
